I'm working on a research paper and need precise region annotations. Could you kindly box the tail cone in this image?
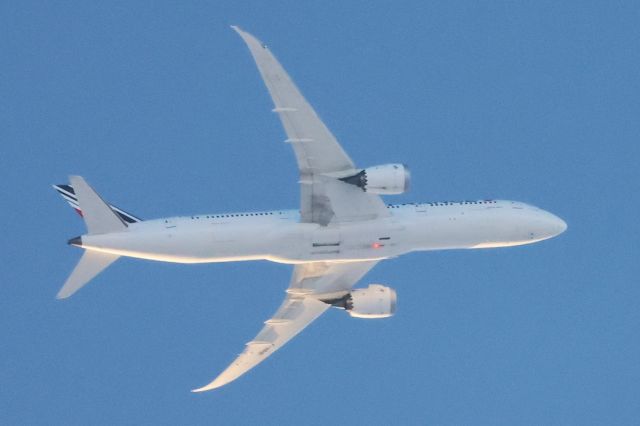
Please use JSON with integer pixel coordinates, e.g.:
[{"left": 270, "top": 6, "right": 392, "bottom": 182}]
[{"left": 68, "top": 236, "right": 82, "bottom": 247}]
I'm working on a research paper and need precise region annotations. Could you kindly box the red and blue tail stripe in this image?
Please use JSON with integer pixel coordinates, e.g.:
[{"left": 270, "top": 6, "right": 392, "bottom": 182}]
[{"left": 53, "top": 184, "right": 142, "bottom": 224}]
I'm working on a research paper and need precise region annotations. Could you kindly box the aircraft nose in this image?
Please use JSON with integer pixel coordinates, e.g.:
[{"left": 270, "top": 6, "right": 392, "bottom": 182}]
[{"left": 543, "top": 212, "right": 567, "bottom": 237}]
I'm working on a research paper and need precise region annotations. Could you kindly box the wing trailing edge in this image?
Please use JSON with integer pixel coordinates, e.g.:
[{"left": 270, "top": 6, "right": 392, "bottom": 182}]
[{"left": 192, "top": 296, "right": 330, "bottom": 392}]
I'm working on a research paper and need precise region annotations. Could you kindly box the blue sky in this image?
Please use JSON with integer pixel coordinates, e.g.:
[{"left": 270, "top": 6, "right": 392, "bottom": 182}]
[{"left": 2, "top": 1, "right": 639, "bottom": 424}]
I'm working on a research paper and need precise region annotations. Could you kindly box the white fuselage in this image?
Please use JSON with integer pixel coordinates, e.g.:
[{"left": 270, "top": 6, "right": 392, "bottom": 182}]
[{"left": 78, "top": 200, "right": 567, "bottom": 265}]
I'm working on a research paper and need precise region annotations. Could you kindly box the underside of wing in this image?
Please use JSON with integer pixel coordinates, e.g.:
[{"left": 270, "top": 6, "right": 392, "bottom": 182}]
[
  {"left": 232, "top": 26, "right": 354, "bottom": 176},
  {"left": 192, "top": 296, "right": 329, "bottom": 392},
  {"left": 287, "top": 260, "right": 379, "bottom": 298},
  {"left": 233, "top": 27, "right": 389, "bottom": 226},
  {"left": 301, "top": 176, "right": 390, "bottom": 225},
  {"left": 192, "top": 260, "right": 379, "bottom": 392}
]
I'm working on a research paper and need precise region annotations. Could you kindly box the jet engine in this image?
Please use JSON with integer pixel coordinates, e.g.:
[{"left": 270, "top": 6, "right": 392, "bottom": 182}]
[
  {"left": 335, "top": 284, "right": 397, "bottom": 319},
  {"left": 339, "top": 164, "right": 410, "bottom": 194}
]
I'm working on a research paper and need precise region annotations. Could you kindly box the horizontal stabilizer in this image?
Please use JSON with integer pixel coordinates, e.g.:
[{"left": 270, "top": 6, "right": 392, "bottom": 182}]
[
  {"left": 57, "top": 250, "right": 120, "bottom": 299},
  {"left": 69, "top": 176, "right": 127, "bottom": 234}
]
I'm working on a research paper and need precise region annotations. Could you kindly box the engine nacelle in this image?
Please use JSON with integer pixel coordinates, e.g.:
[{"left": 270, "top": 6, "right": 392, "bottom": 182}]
[
  {"left": 339, "top": 164, "right": 410, "bottom": 195},
  {"left": 346, "top": 284, "right": 397, "bottom": 319}
]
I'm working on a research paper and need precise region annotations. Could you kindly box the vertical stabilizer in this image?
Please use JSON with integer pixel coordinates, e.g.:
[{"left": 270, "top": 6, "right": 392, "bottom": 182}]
[
  {"left": 57, "top": 250, "right": 120, "bottom": 299},
  {"left": 52, "top": 184, "right": 142, "bottom": 224},
  {"left": 69, "top": 176, "right": 127, "bottom": 234}
]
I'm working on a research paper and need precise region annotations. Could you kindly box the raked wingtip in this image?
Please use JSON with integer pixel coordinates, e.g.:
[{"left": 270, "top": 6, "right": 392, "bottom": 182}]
[{"left": 191, "top": 381, "right": 223, "bottom": 393}]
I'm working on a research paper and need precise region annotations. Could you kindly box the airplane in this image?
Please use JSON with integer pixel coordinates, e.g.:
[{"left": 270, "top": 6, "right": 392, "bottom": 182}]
[{"left": 53, "top": 26, "right": 567, "bottom": 392}]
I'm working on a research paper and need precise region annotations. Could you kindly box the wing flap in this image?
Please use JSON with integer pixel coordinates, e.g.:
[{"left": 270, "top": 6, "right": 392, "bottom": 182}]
[
  {"left": 290, "top": 260, "right": 379, "bottom": 295},
  {"left": 300, "top": 178, "right": 390, "bottom": 225}
]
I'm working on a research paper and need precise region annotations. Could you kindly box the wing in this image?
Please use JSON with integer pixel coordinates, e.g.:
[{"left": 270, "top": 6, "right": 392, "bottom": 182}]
[
  {"left": 233, "top": 27, "right": 389, "bottom": 225},
  {"left": 192, "top": 260, "right": 378, "bottom": 392}
]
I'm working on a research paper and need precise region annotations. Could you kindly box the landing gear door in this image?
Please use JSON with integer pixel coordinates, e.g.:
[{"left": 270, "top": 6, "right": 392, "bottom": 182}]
[{"left": 311, "top": 226, "right": 341, "bottom": 256}]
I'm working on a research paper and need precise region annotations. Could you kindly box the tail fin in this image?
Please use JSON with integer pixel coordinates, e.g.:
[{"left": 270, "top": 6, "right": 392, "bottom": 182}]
[
  {"left": 56, "top": 176, "right": 128, "bottom": 298},
  {"left": 68, "top": 175, "right": 128, "bottom": 234},
  {"left": 57, "top": 250, "right": 120, "bottom": 299},
  {"left": 53, "top": 183, "right": 142, "bottom": 224}
]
